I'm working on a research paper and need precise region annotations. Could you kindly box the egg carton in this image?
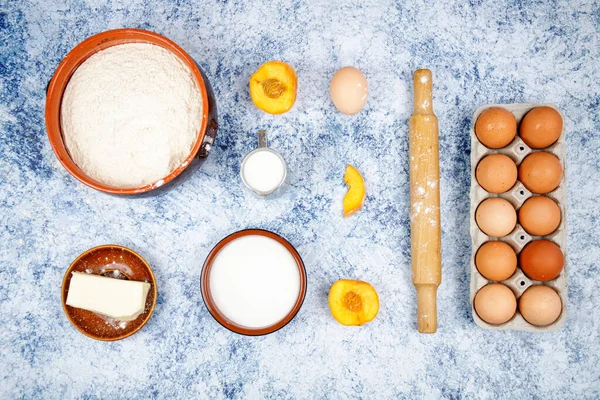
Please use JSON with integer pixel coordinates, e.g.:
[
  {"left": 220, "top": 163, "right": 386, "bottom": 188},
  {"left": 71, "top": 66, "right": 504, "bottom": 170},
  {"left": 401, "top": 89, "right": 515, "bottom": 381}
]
[{"left": 469, "top": 103, "right": 567, "bottom": 332}]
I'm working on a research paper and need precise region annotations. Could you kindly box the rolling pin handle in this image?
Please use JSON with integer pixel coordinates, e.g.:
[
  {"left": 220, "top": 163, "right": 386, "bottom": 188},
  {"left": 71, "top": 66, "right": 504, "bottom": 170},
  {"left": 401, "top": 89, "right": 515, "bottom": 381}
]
[
  {"left": 416, "top": 284, "right": 438, "bottom": 333},
  {"left": 413, "top": 69, "right": 433, "bottom": 115}
]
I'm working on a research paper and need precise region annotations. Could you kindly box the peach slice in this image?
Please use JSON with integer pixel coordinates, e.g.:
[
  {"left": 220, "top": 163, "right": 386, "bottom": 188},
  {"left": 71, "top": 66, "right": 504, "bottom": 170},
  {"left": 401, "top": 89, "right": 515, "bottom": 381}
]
[
  {"left": 343, "top": 165, "right": 366, "bottom": 217},
  {"left": 328, "top": 279, "right": 379, "bottom": 326}
]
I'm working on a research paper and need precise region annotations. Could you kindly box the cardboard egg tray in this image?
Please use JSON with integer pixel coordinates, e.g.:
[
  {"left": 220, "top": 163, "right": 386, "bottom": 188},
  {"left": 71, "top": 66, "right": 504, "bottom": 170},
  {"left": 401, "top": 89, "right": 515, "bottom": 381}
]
[{"left": 469, "top": 103, "right": 567, "bottom": 332}]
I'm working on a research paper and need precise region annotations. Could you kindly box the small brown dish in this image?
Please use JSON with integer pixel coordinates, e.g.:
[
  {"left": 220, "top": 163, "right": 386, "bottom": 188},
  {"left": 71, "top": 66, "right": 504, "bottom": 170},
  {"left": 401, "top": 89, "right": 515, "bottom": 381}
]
[
  {"left": 201, "top": 229, "right": 307, "bottom": 336},
  {"left": 61, "top": 245, "right": 157, "bottom": 341}
]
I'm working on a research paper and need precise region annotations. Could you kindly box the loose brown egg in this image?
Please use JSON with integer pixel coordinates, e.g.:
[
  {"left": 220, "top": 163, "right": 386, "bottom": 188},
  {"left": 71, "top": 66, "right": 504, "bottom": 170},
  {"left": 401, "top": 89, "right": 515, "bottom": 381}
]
[
  {"left": 330, "top": 67, "right": 368, "bottom": 115},
  {"left": 518, "top": 152, "right": 563, "bottom": 194},
  {"left": 475, "top": 107, "right": 517, "bottom": 149},
  {"left": 519, "top": 285, "right": 562, "bottom": 326},
  {"left": 476, "top": 154, "right": 518, "bottom": 193},
  {"left": 518, "top": 196, "right": 561, "bottom": 236},
  {"left": 474, "top": 283, "right": 517, "bottom": 325},
  {"left": 475, "top": 198, "right": 517, "bottom": 237},
  {"left": 475, "top": 241, "right": 517, "bottom": 281},
  {"left": 519, "top": 107, "right": 563, "bottom": 149},
  {"left": 519, "top": 240, "right": 564, "bottom": 281}
]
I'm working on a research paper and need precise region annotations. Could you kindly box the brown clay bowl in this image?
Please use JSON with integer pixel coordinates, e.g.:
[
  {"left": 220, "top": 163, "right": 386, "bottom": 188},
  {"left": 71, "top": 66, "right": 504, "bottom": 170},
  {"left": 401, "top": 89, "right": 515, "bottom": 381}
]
[
  {"left": 201, "top": 229, "right": 307, "bottom": 336},
  {"left": 45, "top": 28, "right": 218, "bottom": 195},
  {"left": 61, "top": 245, "right": 157, "bottom": 341}
]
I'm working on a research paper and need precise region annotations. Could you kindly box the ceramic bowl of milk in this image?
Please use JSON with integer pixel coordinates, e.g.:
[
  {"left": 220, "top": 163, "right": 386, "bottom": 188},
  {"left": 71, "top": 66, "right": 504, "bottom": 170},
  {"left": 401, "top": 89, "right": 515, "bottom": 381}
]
[{"left": 201, "top": 229, "right": 307, "bottom": 335}]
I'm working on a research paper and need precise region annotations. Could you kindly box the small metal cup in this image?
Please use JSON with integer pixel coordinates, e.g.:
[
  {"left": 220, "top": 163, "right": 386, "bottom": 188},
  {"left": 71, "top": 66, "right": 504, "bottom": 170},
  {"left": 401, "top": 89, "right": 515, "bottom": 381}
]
[{"left": 240, "top": 130, "right": 287, "bottom": 196}]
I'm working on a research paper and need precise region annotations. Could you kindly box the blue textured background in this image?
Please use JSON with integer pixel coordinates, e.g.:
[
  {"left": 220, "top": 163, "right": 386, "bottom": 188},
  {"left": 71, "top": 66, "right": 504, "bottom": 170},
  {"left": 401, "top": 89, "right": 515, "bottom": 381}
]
[{"left": 1, "top": 1, "right": 599, "bottom": 398}]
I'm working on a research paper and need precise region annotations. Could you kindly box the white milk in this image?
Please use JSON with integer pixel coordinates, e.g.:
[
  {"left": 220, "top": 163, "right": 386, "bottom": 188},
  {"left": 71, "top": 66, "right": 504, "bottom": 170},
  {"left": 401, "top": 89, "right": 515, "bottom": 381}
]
[
  {"left": 209, "top": 235, "right": 301, "bottom": 328},
  {"left": 242, "top": 150, "right": 285, "bottom": 193}
]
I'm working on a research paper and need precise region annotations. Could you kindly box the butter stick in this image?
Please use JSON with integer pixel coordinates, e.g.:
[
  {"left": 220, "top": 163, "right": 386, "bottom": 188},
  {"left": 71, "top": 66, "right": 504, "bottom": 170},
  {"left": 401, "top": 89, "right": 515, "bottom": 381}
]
[{"left": 66, "top": 272, "right": 151, "bottom": 321}]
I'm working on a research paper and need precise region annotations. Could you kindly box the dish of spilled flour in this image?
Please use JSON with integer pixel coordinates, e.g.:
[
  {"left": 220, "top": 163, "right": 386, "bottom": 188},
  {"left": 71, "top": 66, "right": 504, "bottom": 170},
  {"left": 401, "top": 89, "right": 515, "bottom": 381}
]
[{"left": 60, "top": 43, "right": 203, "bottom": 188}]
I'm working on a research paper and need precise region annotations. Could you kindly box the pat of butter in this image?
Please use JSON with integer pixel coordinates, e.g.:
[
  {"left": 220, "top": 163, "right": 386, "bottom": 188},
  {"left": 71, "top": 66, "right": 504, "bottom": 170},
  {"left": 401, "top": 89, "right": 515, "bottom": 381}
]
[{"left": 66, "top": 272, "right": 151, "bottom": 321}]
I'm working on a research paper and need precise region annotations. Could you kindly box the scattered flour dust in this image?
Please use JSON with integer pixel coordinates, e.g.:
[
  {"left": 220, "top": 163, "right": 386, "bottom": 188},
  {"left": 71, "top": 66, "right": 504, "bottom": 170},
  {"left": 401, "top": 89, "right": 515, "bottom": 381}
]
[{"left": 61, "top": 43, "right": 203, "bottom": 188}]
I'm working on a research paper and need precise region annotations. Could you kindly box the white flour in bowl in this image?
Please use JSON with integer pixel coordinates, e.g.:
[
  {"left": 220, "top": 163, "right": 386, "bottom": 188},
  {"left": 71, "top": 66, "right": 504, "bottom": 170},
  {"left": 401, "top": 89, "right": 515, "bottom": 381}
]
[{"left": 61, "top": 43, "right": 203, "bottom": 188}]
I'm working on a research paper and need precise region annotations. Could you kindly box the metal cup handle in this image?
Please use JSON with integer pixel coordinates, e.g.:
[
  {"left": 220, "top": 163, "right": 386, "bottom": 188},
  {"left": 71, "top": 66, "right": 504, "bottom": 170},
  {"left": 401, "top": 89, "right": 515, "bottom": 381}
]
[{"left": 258, "top": 130, "right": 268, "bottom": 148}]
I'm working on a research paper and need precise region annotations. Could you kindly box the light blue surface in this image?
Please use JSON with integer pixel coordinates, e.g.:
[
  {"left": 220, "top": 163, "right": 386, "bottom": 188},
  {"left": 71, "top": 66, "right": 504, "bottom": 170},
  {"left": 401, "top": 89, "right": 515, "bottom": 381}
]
[{"left": 1, "top": 1, "right": 600, "bottom": 398}]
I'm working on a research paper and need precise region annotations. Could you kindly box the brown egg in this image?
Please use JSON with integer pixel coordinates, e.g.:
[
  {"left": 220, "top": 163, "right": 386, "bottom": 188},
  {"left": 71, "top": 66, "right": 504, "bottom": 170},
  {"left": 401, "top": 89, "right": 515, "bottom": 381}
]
[
  {"left": 518, "top": 152, "right": 563, "bottom": 194},
  {"left": 518, "top": 196, "right": 561, "bottom": 236},
  {"left": 476, "top": 154, "right": 518, "bottom": 193},
  {"left": 475, "top": 198, "right": 517, "bottom": 237},
  {"left": 475, "top": 107, "right": 517, "bottom": 149},
  {"left": 519, "top": 285, "right": 562, "bottom": 326},
  {"left": 474, "top": 283, "right": 517, "bottom": 325},
  {"left": 330, "top": 67, "right": 368, "bottom": 115},
  {"left": 475, "top": 241, "right": 517, "bottom": 281},
  {"left": 519, "top": 107, "right": 563, "bottom": 149},
  {"left": 519, "top": 240, "right": 564, "bottom": 281}
]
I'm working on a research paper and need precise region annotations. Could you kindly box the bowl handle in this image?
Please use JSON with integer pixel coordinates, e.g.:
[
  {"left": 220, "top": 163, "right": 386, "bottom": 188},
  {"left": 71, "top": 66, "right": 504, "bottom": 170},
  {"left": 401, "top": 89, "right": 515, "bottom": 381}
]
[{"left": 197, "top": 65, "right": 218, "bottom": 158}]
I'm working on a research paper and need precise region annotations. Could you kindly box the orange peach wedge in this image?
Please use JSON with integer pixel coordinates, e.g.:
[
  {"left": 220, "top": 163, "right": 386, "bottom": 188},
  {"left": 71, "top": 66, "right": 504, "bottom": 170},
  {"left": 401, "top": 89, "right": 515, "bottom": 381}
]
[
  {"left": 328, "top": 279, "right": 379, "bottom": 326},
  {"left": 343, "top": 164, "right": 365, "bottom": 217}
]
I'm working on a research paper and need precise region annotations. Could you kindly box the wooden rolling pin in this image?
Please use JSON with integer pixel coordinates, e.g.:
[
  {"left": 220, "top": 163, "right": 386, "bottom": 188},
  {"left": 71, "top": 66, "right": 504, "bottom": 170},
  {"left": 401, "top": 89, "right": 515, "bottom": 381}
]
[{"left": 409, "top": 69, "right": 441, "bottom": 334}]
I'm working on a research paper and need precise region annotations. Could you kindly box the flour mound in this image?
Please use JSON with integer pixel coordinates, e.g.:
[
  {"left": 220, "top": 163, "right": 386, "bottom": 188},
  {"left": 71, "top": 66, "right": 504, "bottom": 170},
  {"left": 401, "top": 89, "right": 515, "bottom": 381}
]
[{"left": 61, "top": 43, "right": 203, "bottom": 188}]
